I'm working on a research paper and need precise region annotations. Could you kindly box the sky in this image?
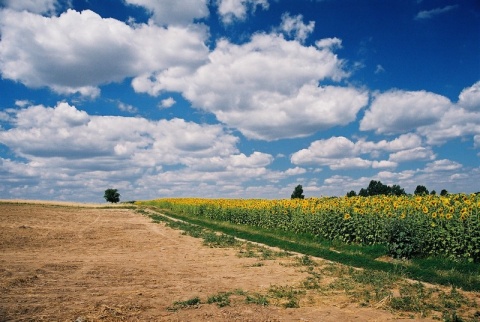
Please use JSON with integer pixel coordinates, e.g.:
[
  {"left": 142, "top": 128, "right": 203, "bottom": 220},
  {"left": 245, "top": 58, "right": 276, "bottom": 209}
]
[{"left": 0, "top": 0, "right": 479, "bottom": 202}]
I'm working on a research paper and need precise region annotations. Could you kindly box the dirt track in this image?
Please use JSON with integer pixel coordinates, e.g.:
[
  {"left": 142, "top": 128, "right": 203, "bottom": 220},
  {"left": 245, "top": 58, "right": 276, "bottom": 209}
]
[{"left": 0, "top": 201, "right": 433, "bottom": 321}]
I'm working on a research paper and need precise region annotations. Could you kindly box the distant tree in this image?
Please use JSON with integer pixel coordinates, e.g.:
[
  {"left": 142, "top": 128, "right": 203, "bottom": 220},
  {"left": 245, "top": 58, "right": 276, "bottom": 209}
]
[
  {"left": 104, "top": 188, "right": 120, "bottom": 203},
  {"left": 390, "top": 184, "right": 406, "bottom": 196},
  {"left": 430, "top": 190, "right": 436, "bottom": 195},
  {"left": 366, "top": 180, "right": 390, "bottom": 196},
  {"left": 346, "top": 190, "right": 357, "bottom": 197},
  {"left": 414, "top": 185, "right": 429, "bottom": 196},
  {"left": 440, "top": 189, "right": 448, "bottom": 196},
  {"left": 358, "top": 188, "right": 368, "bottom": 197},
  {"left": 291, "top": 185, "right": 305, "bottom": 199}
]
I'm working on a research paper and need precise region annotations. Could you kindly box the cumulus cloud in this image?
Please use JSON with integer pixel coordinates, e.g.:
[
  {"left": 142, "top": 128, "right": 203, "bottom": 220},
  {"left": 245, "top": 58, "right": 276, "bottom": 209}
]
[
  {"left": 0, "top": 9, "right": 209, "bottom": 97},
  {"left": 0, "top": 102, "right": 238, "bottom": 162},
  {"left": 360, "top": 90, "right": 452, "bottom": 134},
  {"left": 359, "top": 83, "right": 480, "bottom": 148},
  {"left": 458, "top": 81, "right": 480, "bottom": 110},
  {"left": 125, "top": 0, "right": 209, "bottom": 26},
  {"left": 290, "top": 136, "right": 422, "bottom": 170},
  {"left": 137, "top": 33, "right": 366, "bottom": 140},
  {"left": 217, "top": 0, "right": 269, "bottom": 24},
  {"left": 424, "top": 159, "right": 462, "bottom": 173},
  {"left": 388, "top": 147, "right": 436, "bottom": 162},
  {"left": 280, "top": 13, "right": 315, "bottom": 43},
  {"left": 0, "top": 102, "right": 303, "bottom": 200},
  {"left": 413, "top": 82, "right": 480, "bottom": 145}
]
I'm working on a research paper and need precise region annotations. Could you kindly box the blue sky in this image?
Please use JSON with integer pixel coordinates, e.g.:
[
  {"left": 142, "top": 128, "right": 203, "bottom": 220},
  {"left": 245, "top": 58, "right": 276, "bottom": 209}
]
[{"left": 0, "top": 0, "right": 479, "bottom": 202}]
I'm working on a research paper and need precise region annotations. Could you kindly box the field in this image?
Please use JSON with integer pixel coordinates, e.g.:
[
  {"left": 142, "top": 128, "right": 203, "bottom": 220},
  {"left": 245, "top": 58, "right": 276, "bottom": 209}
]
[{"left": 1, "top": 201, "right": 479, "bottom": 321}]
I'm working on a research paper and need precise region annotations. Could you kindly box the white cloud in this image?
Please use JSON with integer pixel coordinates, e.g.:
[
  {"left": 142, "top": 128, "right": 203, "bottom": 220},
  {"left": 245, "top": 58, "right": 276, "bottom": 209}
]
[
  {"left": 360, "top": 90, "right": 452, "bottom": 134},
  {"left": 0, "top": 102, "right": 238, "bottom": 163},
  {"left": 217, "top": 0, "right": 269, "bottom": 24},
  {"left": 291, "top": 135, "right": 425, "bottom": 169},
  {"left": 0, "top": 9, "right": 209, "bottom": 97},
  {"left": 414, "top": 82, "right": 480, "bottom": 145},
  {"left": 118, "top": 102, "right": 138, "bottom": 113},
  {"left": 372, "top": 160, "right": 398, "bottom": 168},
  {"left": 424, "top": 159, "right": 462, "bottom": 173},
  {"left": 415, "top": 5, "right": 458, "bottom": 20},
  {"left": 284, "top": 167, "right": 307, "bottom": 176},
  {"left": 280, "top": 13, "right": 315, "bottom": 43},
  {"left": 1, "top": 0, "right": 58, "bottom": 14},
  {"left": 355, "top": 133, "right": 423, "bottom": 154},
  {"left": 458, "top": 81, "right": 480, "bottom": 110},
  {"left": 388, "top": 147, "right": 436, "bottom": 162},
  {"left": 148, "top": 33, "right": 365, "bottom": 140},
  {"left": 125, "top": 0, "right": 209, "bottom": 26},
  {"left": 315, "top": 37, "right": 342, "bottom": 50},
  {"left": 159, "top": 97, "right": 176, "bottom": 109},
  {"left": 417, "top": 106, "right": 480, "bottom": 145},
  {"left": 0, "top": 102, "right": 307, "bottom": 201}
]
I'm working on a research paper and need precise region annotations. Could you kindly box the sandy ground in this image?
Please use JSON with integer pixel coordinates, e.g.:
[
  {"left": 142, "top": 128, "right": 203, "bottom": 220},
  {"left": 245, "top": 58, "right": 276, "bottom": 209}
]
[{"left": 0, "top": 201, "right": 435, "bottom": 321}]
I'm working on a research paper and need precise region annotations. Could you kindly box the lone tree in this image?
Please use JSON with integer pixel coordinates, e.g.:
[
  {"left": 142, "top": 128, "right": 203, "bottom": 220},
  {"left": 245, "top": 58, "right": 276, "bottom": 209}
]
[
  {"left": 291, "top": 184, "right": 305, "bottom": 199},
  {"left": 104, "top": 188, "right": 120, "bottom": 203},
  {"left": 414, "top": 185, "right": 429, "bottom": 196}
]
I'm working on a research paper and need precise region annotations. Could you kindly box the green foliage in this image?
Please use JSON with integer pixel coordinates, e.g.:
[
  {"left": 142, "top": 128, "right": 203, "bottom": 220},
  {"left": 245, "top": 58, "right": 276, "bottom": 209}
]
[
  {"left": 207, "top": 292, "right": 231, "bottom": 307},
  {"left": 268, "top": 285, "right": 305, "bottom": 308},
  {"left": 353, "top": 180, "right": 406, "bottom": 197},
  {"left": 245, "top": 293, "right": 269, "bottom": 306},
  {"left": 414, "top": 185, "right": 429, "bottom": 196},
  {"left": 346, "top": 190, "right": 357, "bottom": 197},
  {"left": 167, "top": 296, "right": 201, "bottom": 311},
  {"left": 291, "top": 184, "right": 304, "bottom": 199},
  {"left": 104, "top": 188, "right": 120, "bottom": 203},
  {"left": 386, "top": 218, "right": 424, "bottom": 259}
]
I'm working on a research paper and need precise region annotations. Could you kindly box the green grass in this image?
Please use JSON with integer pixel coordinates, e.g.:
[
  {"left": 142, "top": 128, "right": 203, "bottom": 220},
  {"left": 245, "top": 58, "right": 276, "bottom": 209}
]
[{"left": 140, "top": 206, "right": 480, "bottom": 291}]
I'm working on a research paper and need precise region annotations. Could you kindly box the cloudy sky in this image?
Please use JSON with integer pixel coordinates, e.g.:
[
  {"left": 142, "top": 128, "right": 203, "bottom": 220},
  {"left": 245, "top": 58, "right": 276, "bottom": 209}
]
[{"left": 0, "top": 0, "right": 479, "bottom": 202}]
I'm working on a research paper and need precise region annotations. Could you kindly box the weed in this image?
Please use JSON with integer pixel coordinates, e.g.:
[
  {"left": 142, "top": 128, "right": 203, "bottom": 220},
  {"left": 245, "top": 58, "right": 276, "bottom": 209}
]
[
  {"left": 207, "top": 292, "right": 231, "bottom": 307},
  {"left": 203, "top": 232, "right": 239, "bottom": 248},
  {"left": 245, "top": 293, "right": 269, "bottom": 306},
  {"left": 268, "top": 285, "right": 305, "bottom": 308},
  {"left": 167, "top": 296, "right": 201, "bottom": 311},
  {"left": 296, "top": 255, "right": 317, "bottom": 267},
  {"left": 389, "top": 282, "right": 434, "bottom": 317}
]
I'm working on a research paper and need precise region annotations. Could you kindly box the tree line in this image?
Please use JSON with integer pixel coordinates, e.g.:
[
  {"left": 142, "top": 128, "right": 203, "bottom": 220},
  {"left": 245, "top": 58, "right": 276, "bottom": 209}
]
[{"left": 346, "top": 180, "right": 448, "bottom": 197}]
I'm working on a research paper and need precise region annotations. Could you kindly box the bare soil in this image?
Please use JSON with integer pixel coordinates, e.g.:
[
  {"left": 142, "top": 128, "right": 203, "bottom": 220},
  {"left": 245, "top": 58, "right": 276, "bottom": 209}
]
[{"left": 0, "top": 201, "right": 437, "bottom": 321}]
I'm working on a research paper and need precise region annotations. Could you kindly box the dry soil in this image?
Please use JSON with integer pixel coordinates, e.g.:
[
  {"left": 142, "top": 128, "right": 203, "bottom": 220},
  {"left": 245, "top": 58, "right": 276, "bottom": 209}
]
[{"left": 0, "top": 201, "right": 438, "bottom": 321}]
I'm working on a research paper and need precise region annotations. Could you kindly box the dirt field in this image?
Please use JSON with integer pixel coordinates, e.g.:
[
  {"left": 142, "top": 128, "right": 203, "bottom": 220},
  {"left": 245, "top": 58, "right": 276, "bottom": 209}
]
[{"left": 0, "top": 201, "right": 438, "bottom": 321}]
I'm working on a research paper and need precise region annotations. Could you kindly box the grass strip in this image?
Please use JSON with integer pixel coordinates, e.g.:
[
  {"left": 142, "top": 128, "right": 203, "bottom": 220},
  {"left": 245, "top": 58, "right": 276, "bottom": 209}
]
[{"left": 142, "top": 206, "right": 480, "bottom": 291}]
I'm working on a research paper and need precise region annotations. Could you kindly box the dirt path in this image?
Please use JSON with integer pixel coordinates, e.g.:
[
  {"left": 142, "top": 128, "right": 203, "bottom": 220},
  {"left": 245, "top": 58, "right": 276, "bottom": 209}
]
[{"left": 0, "top": 202, "right": 433, "bottom": 321}]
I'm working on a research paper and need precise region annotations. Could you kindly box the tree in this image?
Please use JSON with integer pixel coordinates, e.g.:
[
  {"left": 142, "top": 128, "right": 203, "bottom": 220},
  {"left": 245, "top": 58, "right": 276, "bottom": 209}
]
[
  {"left": 390, "top": 184, "right": 406, "bottom": 196},
  {"left": 346, "top": 190, "right": 357, "bottom": 197},
  {"left": 104, "top": 188, "right": 120, "bottom": 203},
  {"left": 291, "top": 185, "right": 305, "bottom": 199},
  {"left": 366, "top": 180, "right": 390, "bottom": 196},
  {"left": 440, "top": 189, "right": 448, "bottom": 196},
  {"left": 414, "top": 185, "right": 429, "bottom": 196},
  {"left": 358, "top": 188, "right": 368, "bottom": 197}
]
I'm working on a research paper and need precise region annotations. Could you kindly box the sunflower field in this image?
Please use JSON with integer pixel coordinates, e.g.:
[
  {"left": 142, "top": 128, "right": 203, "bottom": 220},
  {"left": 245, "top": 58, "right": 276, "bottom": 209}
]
[{"left": 140, "top": 194, "right": 480, "bottom": 262}]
